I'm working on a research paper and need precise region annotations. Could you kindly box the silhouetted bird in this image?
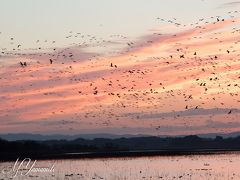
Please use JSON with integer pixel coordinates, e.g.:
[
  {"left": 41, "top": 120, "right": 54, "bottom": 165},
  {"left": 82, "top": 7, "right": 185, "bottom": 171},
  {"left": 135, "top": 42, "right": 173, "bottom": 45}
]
[{"left": 20, "top": 62, "right": 24, "bottom": 67}]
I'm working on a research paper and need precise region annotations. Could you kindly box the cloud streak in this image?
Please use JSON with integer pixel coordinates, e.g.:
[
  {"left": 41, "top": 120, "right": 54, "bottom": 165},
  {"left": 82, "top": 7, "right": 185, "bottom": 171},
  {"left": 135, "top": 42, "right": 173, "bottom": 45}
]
[{"left": 219, "top": 1, "right": 240, "bottom": 8}]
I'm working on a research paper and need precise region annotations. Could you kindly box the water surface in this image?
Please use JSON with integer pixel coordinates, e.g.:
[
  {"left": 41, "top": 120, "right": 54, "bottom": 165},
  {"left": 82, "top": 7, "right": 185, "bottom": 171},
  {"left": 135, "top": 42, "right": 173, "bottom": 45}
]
[{"left": 0, "top": 152, "right": 240, "bottom": 179}]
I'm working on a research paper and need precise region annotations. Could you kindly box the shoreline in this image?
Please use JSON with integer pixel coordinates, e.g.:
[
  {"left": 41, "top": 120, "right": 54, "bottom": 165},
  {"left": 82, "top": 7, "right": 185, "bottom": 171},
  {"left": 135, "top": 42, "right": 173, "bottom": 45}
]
[{"left": 1, "top": 149, "right": 240, "bottom": 162}]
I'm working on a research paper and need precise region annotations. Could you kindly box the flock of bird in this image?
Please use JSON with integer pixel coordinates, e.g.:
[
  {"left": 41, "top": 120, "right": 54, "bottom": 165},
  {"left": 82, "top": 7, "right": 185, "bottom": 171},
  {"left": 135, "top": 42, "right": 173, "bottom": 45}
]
[{"left": 0, "top": 10, "right": 239, "bottom": 135}]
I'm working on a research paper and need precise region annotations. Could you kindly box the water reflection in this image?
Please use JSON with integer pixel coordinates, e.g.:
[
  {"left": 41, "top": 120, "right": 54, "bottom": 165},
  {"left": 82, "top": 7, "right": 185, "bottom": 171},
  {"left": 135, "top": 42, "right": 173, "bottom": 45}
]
[{"left": 0, "top": 152, "right": 240, "bottom": 179}]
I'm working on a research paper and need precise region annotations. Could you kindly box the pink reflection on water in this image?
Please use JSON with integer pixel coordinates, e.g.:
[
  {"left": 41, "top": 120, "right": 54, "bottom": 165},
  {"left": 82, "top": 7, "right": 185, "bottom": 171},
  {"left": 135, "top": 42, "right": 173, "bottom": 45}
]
[{"left": 1, "top": 152, "right": 240, "bottom": 179}]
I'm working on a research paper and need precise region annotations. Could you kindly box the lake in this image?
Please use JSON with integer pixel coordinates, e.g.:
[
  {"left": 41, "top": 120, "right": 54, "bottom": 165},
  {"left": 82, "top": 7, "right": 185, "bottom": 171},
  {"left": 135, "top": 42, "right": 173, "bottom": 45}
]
[{"left": 0, "top": 152, "right": 240, "bottom": 179}]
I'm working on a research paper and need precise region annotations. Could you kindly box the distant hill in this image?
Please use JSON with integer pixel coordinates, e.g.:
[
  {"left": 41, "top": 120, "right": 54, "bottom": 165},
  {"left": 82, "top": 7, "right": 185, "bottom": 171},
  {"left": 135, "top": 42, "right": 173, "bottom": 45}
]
[
  {"left": 1, "top": 135, "right": 240, "bottom": 160},
  {"left": 197, "top": 132, "right": 240, "bottom": 138},
  {"left": 1, "top": 131, "right": 240, "bottom": 141},
  {"left": 0, "top": 133, "right": 151, "bottom": 141}
]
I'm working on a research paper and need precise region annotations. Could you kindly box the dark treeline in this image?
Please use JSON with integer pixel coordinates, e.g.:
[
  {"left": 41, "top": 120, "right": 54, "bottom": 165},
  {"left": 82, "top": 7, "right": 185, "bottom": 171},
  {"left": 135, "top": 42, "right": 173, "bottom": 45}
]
[{"left": 1, "top": 135, "right": 240, "bottom": 160}]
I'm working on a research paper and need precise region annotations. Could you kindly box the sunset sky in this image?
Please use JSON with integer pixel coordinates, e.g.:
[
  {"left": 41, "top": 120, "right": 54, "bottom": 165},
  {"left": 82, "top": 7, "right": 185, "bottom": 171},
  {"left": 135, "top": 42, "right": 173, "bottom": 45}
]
[{"left": 0, "top": 0, "right": 239, "bottom": 135}]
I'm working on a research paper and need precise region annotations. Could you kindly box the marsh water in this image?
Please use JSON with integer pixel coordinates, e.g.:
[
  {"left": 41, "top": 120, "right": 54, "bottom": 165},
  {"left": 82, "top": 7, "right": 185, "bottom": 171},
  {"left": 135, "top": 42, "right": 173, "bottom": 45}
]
[{"left": 0, "top": 152, "right": 240, "bottom": 179}]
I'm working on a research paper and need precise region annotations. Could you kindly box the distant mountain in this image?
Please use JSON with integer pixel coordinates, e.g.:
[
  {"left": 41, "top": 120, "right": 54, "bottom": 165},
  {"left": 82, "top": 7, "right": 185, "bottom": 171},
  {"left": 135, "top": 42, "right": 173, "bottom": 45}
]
[
  {"left": 197, "top": 132, "right": 240, "bottom": 138},
  {"left": 0, "top": 133, "right": 151, "bottom": 141},
  {"left": 2, "top": 135, "right": 240, "bottom": 160},
  {"left": 1, "top": 131, "right": 240, "bottom": 141}
]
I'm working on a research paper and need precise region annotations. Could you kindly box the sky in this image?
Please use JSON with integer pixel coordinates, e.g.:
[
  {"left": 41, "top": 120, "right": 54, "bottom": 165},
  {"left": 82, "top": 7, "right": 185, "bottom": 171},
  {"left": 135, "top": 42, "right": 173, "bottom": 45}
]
[
  {"left": 0, "top": 0, "right": 236, "bottom": 49},
  {"left": 0, "top": 0, "right": 240, "bottom": 135}
]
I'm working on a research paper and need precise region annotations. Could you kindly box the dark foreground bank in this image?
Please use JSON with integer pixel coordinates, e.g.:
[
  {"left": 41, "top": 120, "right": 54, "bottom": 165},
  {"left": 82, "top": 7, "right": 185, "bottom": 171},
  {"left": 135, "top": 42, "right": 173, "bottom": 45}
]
[{"left": 1, "top": 135, "right": 240, "bottom": 160}]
